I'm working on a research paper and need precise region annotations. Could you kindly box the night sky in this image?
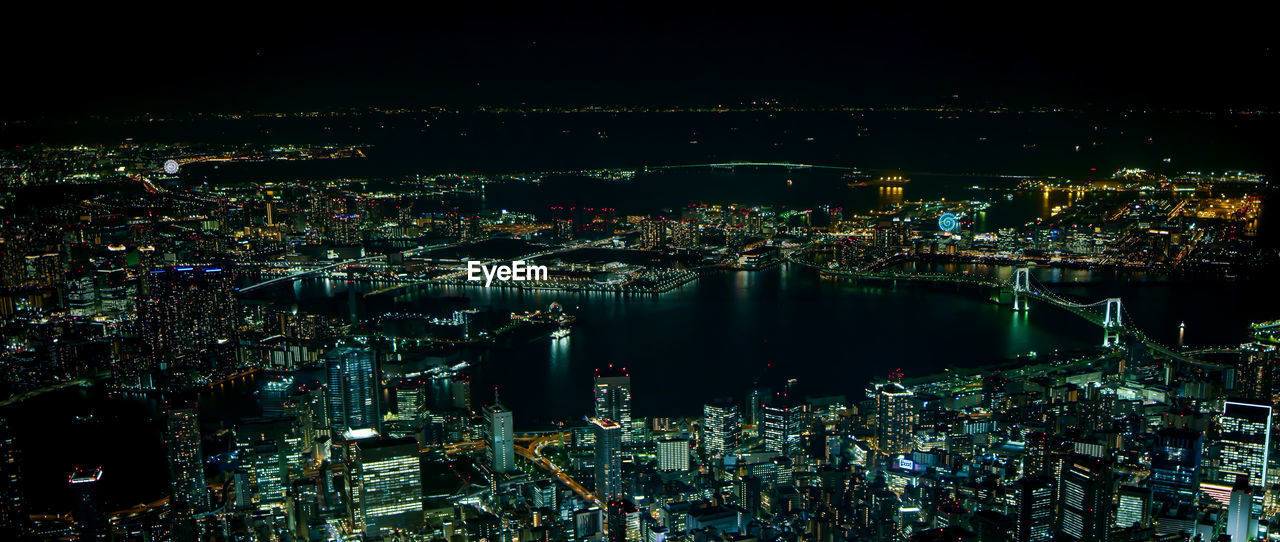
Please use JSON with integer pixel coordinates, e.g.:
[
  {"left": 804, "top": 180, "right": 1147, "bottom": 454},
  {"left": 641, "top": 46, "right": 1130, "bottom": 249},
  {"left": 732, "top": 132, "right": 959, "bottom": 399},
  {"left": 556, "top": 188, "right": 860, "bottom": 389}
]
[{"left": 4, "top": 9, "right": 1278, "bottom": 118}]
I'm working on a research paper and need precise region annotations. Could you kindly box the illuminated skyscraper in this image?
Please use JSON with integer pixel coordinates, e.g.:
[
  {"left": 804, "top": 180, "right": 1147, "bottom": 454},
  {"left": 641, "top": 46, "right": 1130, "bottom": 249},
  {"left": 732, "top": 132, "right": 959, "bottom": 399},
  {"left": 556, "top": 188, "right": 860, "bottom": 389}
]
[
  {"left": 328, "top": 214, "right": 363, "bottom": 245},
  {"left": 484, "top": 401, "right": 515, "bottom": 474},
  {"left": 876, "top": 383, "right": 916, "bottom": 454},
  {"left": 1056, "top": 454, "right": 1110, "bottom": 542},
  {"left": 640, "top": 218, "right": 667, "bottom": 250},
  {"left": 702, "top": 398, "right": 740, "bottom": 457},
  {"left": 241, "top": 440, "right": 287, "bottom": 510},
  {"left": 873, "top": 218, "right": 910, "bottom": 247},
  {"left": 657, "top": 438, "right": 689, "bottom": 472},
  {"left": 69, "top": 465, "right": 104, "bottom": 542},
  {"left": 1237, "top": 342, "right": 1277, "bottom": 404},
  {"left": 285, "top": 384, "right": 330, "bottom": 458},
  {"left": 20, "top": 252, "right": 63, "bottom": 289},
  {"left": 1021, "top": 431, "right": 1055, "bottom": 478},
  {"left": 529, "top": 479, "right": 558, "bottom": 510},
  {"left": 385, "top": 382, "right": 425, "bottom": 438},
  {"left": 1114, "top": 485, "right": 1151, "bottom": 529},
  {"left": 594, "top": 365, "right": 632, "bottom": 443},
  {"left": 591, "top": 418, "right": 624, "bottom": 500},
  {"left": 763, "top": 397, "right": 803, "bottom": 456},
  {"left": 1013, "top": 475, "right": 1053, "bottom": 542},
  {"left": 242, "top": 417, "right": 305, "bottom": 509},
  {"left": 166, "top": 409, "right": 209, "bottom": 517},
  {"left": 670, "top": 219, "right": 700, "bottom": 248},
  {"left": 326, "top": 346, "right": 380, "bottom": 433},
  {"left": 1218, "top": 400, "right": 1271, "bottom": 493},
  {"left": 348, "top": 435, "right": 423, "bottom": 537}
]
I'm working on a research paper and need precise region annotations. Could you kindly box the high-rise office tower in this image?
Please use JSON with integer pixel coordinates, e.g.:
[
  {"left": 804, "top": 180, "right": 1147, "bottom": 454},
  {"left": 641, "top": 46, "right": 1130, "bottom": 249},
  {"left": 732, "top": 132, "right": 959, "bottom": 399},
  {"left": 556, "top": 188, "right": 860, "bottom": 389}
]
[
  {"left": 347, "top": 435, "right": 423, "bottom": 537},
  {"left": 594, "top": 365, "right": 632, "bottom": 443},
  {"left": 166, "top": 409, "right": 209, "bottom": 517},
  {"left": 1022, "top": 431, "right": 1056, "bottom": 478},
  {"left": 69, "top": 465, "right": 104, "bottom": 542},
  {"left": 0, "top": 418, "right": 23, "bottom": 537},
  {"left": 876, "top": 383, "right": 916, "bottom": 454},
  {"left": 1218, "top": 400, "right": 1272, "bottom": 493},
  {"left": 284, "top": 384, "right": 329, "bottom": 458},
  {"left": 1056, "top": 455, "right": 1110, "bottom": 541},
  {"left": 1149, "top": 427, "right": 1202, "bottom": 506},
  {"left": 238, "top": 417, "right": 305, "bottom": 512},
  {"left": 136, "top": 266, "right": 238, "bottom": 370},
  {"left": 392, "top": 383, "right": 424, "bottom": 424},
  {"left": 702, "top": 398, "right": 740, "bottom": 457},
  {"left": 1237, "top": 342, "right": 1278, "bottom": 404},
  {"left": 1114, "top": 485, "right": 1151, "bottom": 529},
  {"left": 657, "top": 438, "right": 689, "bottom": 472},
  {"left": 326, "top": 346, "right": 379, "bottom": 432},
  {"left": 241, "top": 440, "right": 287, "bottom": 509},
  {"left": 1013, "top": 474, "right": 1054, "bottom": 542},
  {"left": 591, "top": 418, "right": 624, "bottom": 500},
  {"left": 763, "top": 397, "right": 804, "bottom": 456},
  {"left": 484, "top": 401, "right": 515, "bottom": 474},
  {"left": 1228, "top": 474, "right": 1254, "bottom": 542}
]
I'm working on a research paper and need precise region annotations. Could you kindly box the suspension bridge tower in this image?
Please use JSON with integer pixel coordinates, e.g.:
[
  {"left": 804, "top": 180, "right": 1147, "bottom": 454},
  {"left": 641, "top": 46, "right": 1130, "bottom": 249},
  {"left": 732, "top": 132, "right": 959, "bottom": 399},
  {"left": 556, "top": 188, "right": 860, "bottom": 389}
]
[
  {"left": 1011, "top": 267, "right": 1031, "bottom": 311},
  {"left": 1102, "top": 298, "right": 1123, "bottom": 347}
]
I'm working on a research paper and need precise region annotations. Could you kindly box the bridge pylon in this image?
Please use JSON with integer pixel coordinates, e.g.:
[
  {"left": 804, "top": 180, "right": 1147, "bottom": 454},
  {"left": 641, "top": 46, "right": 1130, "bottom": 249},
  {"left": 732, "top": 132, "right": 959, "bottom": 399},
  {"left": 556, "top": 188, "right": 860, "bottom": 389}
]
[
  {"left": 1102, "top": 298, "right": 1123, "bottom": 347},
  {"left": 1011, "top": 267, "right": 1031, "bottom": 311}
]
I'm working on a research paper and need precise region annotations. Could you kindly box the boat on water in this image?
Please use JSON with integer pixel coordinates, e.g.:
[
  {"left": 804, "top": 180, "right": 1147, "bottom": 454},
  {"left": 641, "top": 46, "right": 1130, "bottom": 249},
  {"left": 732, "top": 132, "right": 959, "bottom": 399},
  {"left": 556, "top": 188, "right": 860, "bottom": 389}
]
[
  {"left": 551, "top": 328, "right": 571, "bottom": 340},
  {"left": 847, "top": 175, "right": 911, "bottom": 188}
]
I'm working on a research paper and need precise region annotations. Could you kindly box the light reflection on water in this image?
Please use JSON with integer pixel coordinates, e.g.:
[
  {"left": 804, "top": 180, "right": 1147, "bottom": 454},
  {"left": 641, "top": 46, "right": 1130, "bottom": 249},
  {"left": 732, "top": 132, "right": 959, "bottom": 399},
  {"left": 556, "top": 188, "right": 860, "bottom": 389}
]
[
  {"left": 249, "top": 262, "right": 1280, "bottom": 427},
  {"left": 271, "top": 265, "right": 1104, "bottom": 425}
]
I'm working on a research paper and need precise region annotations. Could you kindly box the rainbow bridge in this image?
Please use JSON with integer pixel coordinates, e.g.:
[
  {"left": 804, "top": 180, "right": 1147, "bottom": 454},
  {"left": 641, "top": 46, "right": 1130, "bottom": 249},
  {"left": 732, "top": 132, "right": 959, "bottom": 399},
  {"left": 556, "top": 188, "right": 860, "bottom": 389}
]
[{"left": 791, "top": 257, "right": 1225, "bottom": 370}]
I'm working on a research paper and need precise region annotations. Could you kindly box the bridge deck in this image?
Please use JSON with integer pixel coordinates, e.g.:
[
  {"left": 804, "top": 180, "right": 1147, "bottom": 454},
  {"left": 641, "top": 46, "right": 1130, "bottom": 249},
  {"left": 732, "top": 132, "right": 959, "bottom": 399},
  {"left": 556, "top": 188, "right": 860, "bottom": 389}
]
[{"left": 797, "top": 257, "right": 1222, "bottom": 369}]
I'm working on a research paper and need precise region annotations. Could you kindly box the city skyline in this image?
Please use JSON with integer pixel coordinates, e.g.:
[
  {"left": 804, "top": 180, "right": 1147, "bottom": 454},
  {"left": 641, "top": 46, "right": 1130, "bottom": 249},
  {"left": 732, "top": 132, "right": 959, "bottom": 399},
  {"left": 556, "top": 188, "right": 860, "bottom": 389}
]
[{"left": 2, "top": 11, "right": 1280, "bottom": 542}]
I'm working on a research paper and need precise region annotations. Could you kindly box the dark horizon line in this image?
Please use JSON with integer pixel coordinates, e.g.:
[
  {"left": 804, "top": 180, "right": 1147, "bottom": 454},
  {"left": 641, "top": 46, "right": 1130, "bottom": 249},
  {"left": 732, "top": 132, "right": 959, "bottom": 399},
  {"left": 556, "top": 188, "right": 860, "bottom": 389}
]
[{"left": 6, "top": 100, "right": 1280, "bottom": 124}]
